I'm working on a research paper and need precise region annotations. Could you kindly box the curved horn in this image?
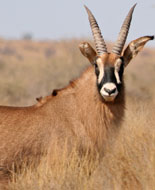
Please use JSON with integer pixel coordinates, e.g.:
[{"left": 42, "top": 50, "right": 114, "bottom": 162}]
[
  {"left": 84, "top": 5, "right": 107, "bottom": 55},
  {"left": 112, "top": 4, "right": 137, "bottom": 55}
]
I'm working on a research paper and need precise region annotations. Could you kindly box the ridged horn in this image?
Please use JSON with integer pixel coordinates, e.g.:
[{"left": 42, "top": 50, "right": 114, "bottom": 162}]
[
  {"left": 84, "top": 5, "right": 107, "bottom": 55},
  {"left": 112, "top": 4, "right": 137, "bottom": 55}
]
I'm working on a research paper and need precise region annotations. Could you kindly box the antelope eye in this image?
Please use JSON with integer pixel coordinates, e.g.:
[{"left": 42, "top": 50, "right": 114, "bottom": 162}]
[{"left": 94, "top": 63, "right": 100, "bottom": 76}]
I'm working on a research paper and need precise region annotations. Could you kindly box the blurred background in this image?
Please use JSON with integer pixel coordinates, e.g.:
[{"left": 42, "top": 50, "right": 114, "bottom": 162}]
[
  {"left": 0, "top": 2, "right": 154, "bottom": 189},
  {"left": 0, "top": 0, "right": 154, "bottom": 46},
  {"left": 0, "top": 0, "right": 154, "bottom": 106}
]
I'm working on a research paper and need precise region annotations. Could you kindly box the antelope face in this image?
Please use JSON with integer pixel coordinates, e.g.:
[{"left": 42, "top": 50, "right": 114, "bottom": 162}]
[
  {"left": 79, "top": 42, "right": 124, "bottom": 102},
  {"left": 79, "top": 5, "right": 154, "bottom": 102},
  {"left": 95, "top": 55, "right": 124, "bottom": 102}
]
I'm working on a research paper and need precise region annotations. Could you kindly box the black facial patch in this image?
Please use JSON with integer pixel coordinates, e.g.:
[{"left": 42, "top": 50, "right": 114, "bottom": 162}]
[
  {"left": 97, "top": 66, "right": 115, "bottom": 90},
  {"left": 94, "top": 63, "right": 100, "bottom": 77},
  {"left": 118, "top": 57, "right": 124, "bottom": 81},
  {"left": 97, "top": 63, "right": 124, "bottom": 92}
]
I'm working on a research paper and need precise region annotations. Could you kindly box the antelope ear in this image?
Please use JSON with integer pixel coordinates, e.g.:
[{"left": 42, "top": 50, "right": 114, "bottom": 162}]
[
  {"left": 79, "top": 42, "right": 97, "bottom": 64},
  {"left": 123, "top": 36, "right": 154, "bottom": 67}
]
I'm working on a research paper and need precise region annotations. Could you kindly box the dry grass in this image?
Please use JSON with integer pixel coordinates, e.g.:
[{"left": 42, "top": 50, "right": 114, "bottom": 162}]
[
  {"left": 9, "top": 147, "right": 99, "bottom": 190},
  {"left": 7, "top": 98, "right": 155, "bottom": 190},
  {"left": 0, "top": 38, "right": 89, "bottom": 106},
  {"left": 0, "top": 38, "right": 154, "bottom": 189},
  {"left": 91, "top": 98, "right": 155, "bottom": 190},
  {"left": 0, "top": 38, "right": 154, "bottom": 106}
]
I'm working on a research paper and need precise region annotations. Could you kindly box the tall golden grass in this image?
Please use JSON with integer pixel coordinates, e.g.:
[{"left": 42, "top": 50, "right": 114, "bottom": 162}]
[
  {"left": 7, "top": 98, "right": 155, "bottom": 190},
  {"left": 0, "top": 38, "right": 154, "bottom": 189}
]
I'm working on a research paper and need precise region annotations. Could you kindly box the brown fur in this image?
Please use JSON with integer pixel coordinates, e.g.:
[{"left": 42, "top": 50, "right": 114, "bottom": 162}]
[
  {"left": 0, "top": 66, "right": 125, "bottom": 182},
  {"left": 35, "top": 94, "right": 53, "bottom": 107},
  {"left": 0, "top": 36, "right": 153, "bottom": 185}
]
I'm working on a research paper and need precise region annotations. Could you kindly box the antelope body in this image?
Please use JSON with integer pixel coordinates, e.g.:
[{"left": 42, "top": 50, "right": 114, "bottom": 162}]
[{"left": 0, "top": 4, "right": 154, "bottom": 182}]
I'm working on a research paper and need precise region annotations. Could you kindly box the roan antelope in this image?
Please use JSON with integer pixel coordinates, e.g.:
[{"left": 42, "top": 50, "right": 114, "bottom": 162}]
[{"left": 0, "top": 4, "right": 154, "bottom": 184}]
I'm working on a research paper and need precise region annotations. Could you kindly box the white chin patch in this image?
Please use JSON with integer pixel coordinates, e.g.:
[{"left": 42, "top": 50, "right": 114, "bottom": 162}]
[
  {"left": 102, "top": 96, "right": 116, "bottom": 102},
  {"left": 100, "top": 83, "right": 118, "bottom": 102}
]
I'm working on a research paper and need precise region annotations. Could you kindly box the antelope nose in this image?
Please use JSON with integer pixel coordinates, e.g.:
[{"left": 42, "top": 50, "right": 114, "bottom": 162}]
[{"left": 104, "top": 87, "right": 116, "bottom": 95}]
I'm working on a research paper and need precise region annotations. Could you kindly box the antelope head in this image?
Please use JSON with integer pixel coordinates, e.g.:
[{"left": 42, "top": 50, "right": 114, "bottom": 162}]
[{"left": 79, "top": 4, "right": 154, "bottom": 102}]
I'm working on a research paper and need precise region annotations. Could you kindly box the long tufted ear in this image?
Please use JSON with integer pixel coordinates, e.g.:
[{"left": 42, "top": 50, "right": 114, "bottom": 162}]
[
  {"left": 79, "top": 42, "right": 97, "bottom": 64},
  {"left": 123, "top": 36, "right": 154, "bottom": 67}
]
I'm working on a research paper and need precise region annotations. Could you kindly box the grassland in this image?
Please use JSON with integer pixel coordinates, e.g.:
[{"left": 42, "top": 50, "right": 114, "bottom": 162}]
[{"left": 0, "top": 38, "right": 154, "bottom": 189}]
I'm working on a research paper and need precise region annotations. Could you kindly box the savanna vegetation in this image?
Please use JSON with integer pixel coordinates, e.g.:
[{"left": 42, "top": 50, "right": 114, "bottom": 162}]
[{"left": 0, "top": 38, "right": 154, "bottom": 189}]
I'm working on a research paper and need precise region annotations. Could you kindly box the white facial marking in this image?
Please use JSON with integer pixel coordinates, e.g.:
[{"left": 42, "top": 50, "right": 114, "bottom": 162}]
[
  {"left": 114, "top": 70, "right": 121, "bottom": 84},
  {"left": 114, "top": 59, "right": 122, "bottom": 84},
  {"left": 100, "top": 82, "right": 118, "bottom": 102},
  {"left": 97, "top": 58, "right": 104, "bottom": 83}
]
